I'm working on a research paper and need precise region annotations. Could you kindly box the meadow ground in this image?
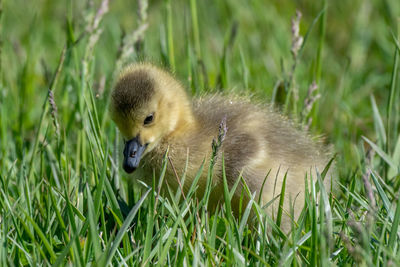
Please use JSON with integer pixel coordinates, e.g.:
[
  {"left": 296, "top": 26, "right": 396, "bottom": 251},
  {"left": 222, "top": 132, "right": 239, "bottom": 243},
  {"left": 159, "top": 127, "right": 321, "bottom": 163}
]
[{"left": 0, "top": 0, "right": 400, "bottom": 265}]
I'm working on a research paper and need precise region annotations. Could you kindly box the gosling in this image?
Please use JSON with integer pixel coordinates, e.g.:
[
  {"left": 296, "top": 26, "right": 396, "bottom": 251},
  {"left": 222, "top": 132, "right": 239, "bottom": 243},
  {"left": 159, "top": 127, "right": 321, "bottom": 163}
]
[{"left": 110, "top": 63, "right": 333, "bottom": 230}]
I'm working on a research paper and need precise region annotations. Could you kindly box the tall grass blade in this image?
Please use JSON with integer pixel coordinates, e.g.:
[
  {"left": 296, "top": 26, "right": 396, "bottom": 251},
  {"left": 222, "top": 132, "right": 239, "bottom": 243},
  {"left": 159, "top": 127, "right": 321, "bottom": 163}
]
[
  {"left": 363, "top": 136, "right": 397, "bottom": 170},
  {"left": 103, "top": 189, "right": 150, "bottom": 266}
]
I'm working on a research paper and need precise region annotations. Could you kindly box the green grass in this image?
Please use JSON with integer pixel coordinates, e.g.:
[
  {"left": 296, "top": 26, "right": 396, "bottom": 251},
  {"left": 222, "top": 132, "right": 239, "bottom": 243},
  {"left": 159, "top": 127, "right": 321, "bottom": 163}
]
[{"left": 1, "top": 0, "right": 400, "bottom": 265}]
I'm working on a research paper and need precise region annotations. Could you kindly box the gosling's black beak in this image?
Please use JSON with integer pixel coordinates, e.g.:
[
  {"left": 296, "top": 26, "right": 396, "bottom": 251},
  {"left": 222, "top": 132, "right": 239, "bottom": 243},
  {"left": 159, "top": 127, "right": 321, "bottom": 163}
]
[{"left": 123, "top": 136, "right": 147, "bottom": 173}]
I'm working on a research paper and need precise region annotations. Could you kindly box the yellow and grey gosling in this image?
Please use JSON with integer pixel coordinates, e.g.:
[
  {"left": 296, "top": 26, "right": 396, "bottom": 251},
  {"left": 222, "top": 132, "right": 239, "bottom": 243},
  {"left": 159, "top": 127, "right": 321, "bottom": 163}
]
[{"left": 110, "top": 63, "right": 333, "bottom": 230}]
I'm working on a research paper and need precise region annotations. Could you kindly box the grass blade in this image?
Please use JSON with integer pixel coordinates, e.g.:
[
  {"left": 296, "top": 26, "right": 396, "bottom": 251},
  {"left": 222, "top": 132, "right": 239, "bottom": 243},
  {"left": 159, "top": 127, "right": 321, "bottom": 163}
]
[
  {"left": 363, "top": 136, "right": 397, "bottom": 170},
  {"left": 103, "top": 189, "right": 150, "bottom": 266}
]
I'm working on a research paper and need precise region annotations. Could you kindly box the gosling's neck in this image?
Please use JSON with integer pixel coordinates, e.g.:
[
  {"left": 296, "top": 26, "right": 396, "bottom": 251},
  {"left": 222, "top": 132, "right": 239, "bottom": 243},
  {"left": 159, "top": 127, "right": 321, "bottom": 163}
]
[
  {"left": 165, "top": 95, "right": 197, "bottom": 141},
  {"left": 155, "top": 71, "right": 198, "bottom": 141}
]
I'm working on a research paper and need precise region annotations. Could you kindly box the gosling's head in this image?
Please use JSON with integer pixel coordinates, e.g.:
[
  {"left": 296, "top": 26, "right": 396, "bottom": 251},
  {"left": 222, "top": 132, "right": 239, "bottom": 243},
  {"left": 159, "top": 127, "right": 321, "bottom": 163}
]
[{"left": 110, "top": 63, "right": 192, "bottom": 173}]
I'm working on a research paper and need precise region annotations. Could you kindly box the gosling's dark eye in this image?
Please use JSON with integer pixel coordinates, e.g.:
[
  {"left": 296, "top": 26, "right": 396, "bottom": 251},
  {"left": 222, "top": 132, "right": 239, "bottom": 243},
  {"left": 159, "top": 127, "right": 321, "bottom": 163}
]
[{"left": 143, "top": 113, "right": 154, "bottom": 125}]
